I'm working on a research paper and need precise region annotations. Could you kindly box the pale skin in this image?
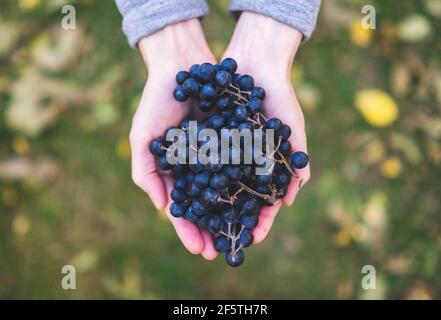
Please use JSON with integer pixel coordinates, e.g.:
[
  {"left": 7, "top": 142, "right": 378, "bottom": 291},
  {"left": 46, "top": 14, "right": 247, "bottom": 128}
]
[{"left": 130, "top": 12, "right": 310, "bottom": 260}]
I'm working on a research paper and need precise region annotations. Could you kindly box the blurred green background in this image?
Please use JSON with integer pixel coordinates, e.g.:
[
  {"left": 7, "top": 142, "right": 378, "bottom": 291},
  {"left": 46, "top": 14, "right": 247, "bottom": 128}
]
[{"left": 1, "top": 0, "right": 440, "bottom": 299}]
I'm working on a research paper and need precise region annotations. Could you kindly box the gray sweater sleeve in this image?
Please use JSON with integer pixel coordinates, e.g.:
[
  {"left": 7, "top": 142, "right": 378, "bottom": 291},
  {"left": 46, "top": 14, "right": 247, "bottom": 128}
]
[
  {"left": 115, "top": 0, "right": 209, "bottom": 48},
  {"left": 228, "top": 0, "right": 321, "bottom": 40}
]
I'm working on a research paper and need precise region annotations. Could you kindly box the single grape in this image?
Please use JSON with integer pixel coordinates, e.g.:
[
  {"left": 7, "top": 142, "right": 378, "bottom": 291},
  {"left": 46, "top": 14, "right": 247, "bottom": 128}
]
[
  {"left": 198, "top": 100, "right": 215, "bottom": 112},
  {"left": 194, "top": 170, "right": 211, "bottom": 188},
  {"left": 198, "top": 62, "right": 215, "bottom": 83},
  {"left": 250, "top": 86, "right": 266, "bottom": 100},
  {"left": 149, "top": 138, "right": 165, "bottom": 156},
  {"left": 215, "top": 70, "right": 232, "bottom": 88},
  {"left": 265, "top": 118, "right": 282, "bottom": 133},
  {"left": 220, "top": 58, "right": 237, "bottom": 74},
  {"left": 290, "top": 151, "right": 309, "bottom": 169},
  {"left": 234, "top": 105, "right": 250, "bottom": 121},
  {"left": 191, "top": 199, "right": 207, "bottom": 216},
  {"left": 237, "top": 75, "right": 254, "bottom": 91},
  {"left": 173, "top": 86, "right": 188, "bottom": 102},
  {"left": 174, "top": 176, "right": 188, "bottom": 190},
  {"left": 247, "top": 97, "right": 263, "bottom": 114},
  {"left": 214, "top": 235, "right": 231, "bottom": 253},
  {"left": 189, "top": 64, "right": 200, "bottom": 78},
  {"left": 210, "top": 173, "right": 229, "bottom": 191},
  {"left": 201, "top": 188, "right": 220, "bottom": 207},
  {"left": 184, "top": 206, "right": 199, "bottom": 222},
  {"left": 239, "top": 213, "right": 259, "bottom": 229},
  {"left": 170, "top": 202, "right": 187, "bottom": 218},
  {"left": 158, "top": 155, "right": 172, "bottom": 170},
  {"left": 226, "top": 249, "right": 245, "bottom": 267},
  {"left": 170, "top": 188, "right": 188, "bottom": 203},
  {"left": 182, "top": 78, "right": 199, "bottom": 96},
  {"left": 176, "top": 70, "right": 190, "bottom": 85},
  {"left": 238, "top": 228, "right": 253, "bottom": 247},
  {"left": 200, "top": 84, "right": 217, "bottom": 100}
]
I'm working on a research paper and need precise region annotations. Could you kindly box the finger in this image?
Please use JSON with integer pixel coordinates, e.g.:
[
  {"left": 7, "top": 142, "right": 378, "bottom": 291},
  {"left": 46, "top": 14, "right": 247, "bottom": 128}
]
[
  {"left": 130, "top": 134, "right": 167, "bottom": 209},
  {"left": 163, "top": 175, "right": 204, "bottom": 254},
  {"left": 252, "top": 201, "right": 282, "bottom": 244},
  {"left": 265, "top": 88, "right": 310, "bottom": 205},
  {"left": 200, "top": 230, "right": 218, "bottom": 260}
]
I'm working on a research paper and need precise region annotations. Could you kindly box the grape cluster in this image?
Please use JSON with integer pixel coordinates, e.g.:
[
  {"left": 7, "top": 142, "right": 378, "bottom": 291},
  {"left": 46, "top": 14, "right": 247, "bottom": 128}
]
[{"left": 150, "top": 58, "right": 309, "bottom": 267}]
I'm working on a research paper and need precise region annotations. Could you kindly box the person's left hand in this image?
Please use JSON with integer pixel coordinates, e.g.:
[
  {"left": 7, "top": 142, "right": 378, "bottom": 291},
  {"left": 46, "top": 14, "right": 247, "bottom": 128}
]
[{"left": 222, "top": 12, "right": 311, "bottom": 244}]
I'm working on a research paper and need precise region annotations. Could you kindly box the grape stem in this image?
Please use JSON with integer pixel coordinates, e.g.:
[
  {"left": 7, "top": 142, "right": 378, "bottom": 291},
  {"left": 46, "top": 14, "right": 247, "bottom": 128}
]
[
  {"left": 237, "top": 182, "right": 278, "bottom": 204},
  {"left": 276, "top": 150, "right": 304, "bottom": 187}
]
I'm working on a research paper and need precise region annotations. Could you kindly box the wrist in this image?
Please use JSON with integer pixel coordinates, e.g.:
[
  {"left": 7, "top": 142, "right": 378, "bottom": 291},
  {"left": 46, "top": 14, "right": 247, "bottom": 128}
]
[
  {"left": 139, "top": 19, "right": 213, "bottom": 72},
  {"left": 224, "top": 12, "right": 302, "bottom": 76}
]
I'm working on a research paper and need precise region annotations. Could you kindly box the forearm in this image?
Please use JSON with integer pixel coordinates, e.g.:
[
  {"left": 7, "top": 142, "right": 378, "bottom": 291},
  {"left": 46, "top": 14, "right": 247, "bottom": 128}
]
[
  {"left": 228, "top": 0, "right": 321, "bottom": 41},
  {"left": 115, "top": 0, "right": 209, "bottom": 48},
  {"left": 225, "top": 12, "right": 302, "bottom": 78}
]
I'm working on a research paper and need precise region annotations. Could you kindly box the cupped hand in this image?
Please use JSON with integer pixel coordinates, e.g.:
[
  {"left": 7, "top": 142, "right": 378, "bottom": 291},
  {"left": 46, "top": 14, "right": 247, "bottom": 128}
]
[
  {"left": 130, "top": 19, "right": 218, "bottom": 260},
  {"left": 223, "top": 12, "right": 311, "bottom": 244}
]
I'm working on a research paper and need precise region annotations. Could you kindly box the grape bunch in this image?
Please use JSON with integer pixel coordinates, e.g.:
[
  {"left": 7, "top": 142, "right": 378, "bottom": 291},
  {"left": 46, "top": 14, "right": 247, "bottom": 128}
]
[{"left": 150, "top": 58, "right": 309, "bottom": 267}]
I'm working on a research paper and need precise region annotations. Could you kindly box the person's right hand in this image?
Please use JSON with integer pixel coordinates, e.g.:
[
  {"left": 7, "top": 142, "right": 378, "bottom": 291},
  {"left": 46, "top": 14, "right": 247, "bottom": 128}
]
[{"left": 130, "top": 19, "right": 218, "bottom": 260}]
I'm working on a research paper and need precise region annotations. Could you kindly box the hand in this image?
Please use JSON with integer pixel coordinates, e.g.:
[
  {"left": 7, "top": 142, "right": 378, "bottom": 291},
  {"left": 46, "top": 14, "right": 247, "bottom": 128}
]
[
  {"left": 131, "top": 19, "right": 218, "bottom": 260},
  {"left": 223, "top": 12, "right": 311, "bottom": 244}
]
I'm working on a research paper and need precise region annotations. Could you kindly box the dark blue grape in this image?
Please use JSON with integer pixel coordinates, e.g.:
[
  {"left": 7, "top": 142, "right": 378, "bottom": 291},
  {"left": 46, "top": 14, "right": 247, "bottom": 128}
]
[
  {"left": 194, "top": 170, "right": 211, "bottom": 188},
  {"left": 208, "top": 215, "right": 222, "bottom": 233},
  {"left": 279, "top": 140, "right": 291, "bottom": 156},
  {"left": 158, "top": 155, "right": 172, "bottom": 170},
  {"left": 237, "top": 75, "right": 254, "bottom": 91},
  {"left": 215, "top": 94, "right": 231, "bottom": 111},
  {"left": 265, "top": 118, "right": 282, "bottom": 133},
  {"left": 221, "top": 206, "right": 239, "bottom": 224},
  {"left": 234, "top": 105, "right": 250, "bottom": 121},
  {"left": 238, "top": 228, "right": 253, "bottom": 247},
  {"left": 173, "top": 86, "right": 188, "bottom": 102},
  {"left": 210, "top": 173, "right": 229, "bottom": 191},
  {"left": 247, "top": 97, "right": 263, "bottom": 114},
  {"left": 176, "top": 71, "right": 190, "bottom": 85},
  {"left": 200, "top": 84, "right": 217, "bottom": 100},
  {"left": 201, "top": 188, "right": 220, "bottom": 207},
  {"left": 220, "top": 58, "right": 237, "bottom": 74},
  {"left": 290, "top": 151, "right": 309, "bottom": 169},
  {"left": 182, "top": 78, "right": 199, "bottom": 96},
  {"left": 222, "top": 165, "right": 242, "bottom": 182},
  {"left": 189, "top": 64, "right": 200, "bottom": 78},
  {"left": 209, "top": 115, "right": 226, "bottom": 130},
  {"left": 171, "top": 188, "right": 188, "bottom": 203},
  {"left": 256, "top": 174, "right": 272, "bottom": 185},
  {"left": 149, "top": 138, "right": 165, "bottom": 156},
  {"left": 174, "top": 176, "right": 188, "bottom": 190},
  {"left": 239, "top": 213, "right": 259, "bottom": 229},
  {"left": 215, "top": 70, "right": 232, "bottom": 88},
  {"left": 226, "top": 249, "right": 245, "bottom": 267},
  {"left": 189, "top": 183, "right": 202, "bottom": 197},
  {"left": 170, "top": 202, "right": 187, "bottom": 218},
  {"left": 184, "top": 206, "right": 199, "bottom": 222},
  {"left": 198, "top": 63, "right": 215, "bottom": 83},
  {"left": 214, "top": 235, "right": 231, "bottom": 252},
  {"left": 250, "top": 86, "right": 265, "bottom": 100},
  {"left": 280, "top": 124, "right": 291, "bottom": 140},
  {"left": 191, "top": 199, "right": 207, "bottom": 216},
  {"left": 198, "top": 100, "right": 214, "bottom": 112}
]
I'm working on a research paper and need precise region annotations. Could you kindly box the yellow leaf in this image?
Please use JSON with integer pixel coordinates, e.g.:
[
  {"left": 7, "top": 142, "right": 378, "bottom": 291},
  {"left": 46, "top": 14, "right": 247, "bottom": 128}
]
[
  {"left": 19, "top": 0, "right": 40, "bottom": 10},
  {"left": 350, "top": 19, "right": 373, "bottom": 47},
  {"left": 12, "top": 214, "right": 31, "bottom": 236},
  {"left": 12, "top": 135, "right": 30, "bottom": 155},
  {"left": 116, "top": 138, "right": 131, "bottom": 160},
  {"left": 355, "top": 89, "right": 399, "bottom": 127},
  {"left": 380, "top": 157, "right": 402, "bottom": 179}
]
